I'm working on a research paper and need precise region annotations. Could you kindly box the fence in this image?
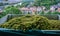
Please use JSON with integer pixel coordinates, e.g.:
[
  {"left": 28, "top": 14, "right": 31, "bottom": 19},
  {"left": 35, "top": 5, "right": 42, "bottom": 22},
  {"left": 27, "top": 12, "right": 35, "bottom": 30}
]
[
  {"left": 7, "top": 14, "right": 59, "bottom": 20},
  {"left": 40, "top": 14, "right": 59, "bottom": 20},
  {"left": 0, "top": 14, "right": 60, "bottom": 24}
]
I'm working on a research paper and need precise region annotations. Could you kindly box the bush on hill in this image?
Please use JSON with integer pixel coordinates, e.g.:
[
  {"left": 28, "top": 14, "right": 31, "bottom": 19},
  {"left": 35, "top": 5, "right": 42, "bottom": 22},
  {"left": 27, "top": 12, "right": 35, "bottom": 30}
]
[{"left": 0, "top": 15, "right": 60, "bottom": 31}]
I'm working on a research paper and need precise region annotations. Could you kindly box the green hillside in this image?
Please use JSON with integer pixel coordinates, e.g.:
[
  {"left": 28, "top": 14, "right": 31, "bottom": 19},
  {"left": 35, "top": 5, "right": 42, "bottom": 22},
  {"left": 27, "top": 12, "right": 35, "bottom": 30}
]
[
  {"left": 33, "top": 0, "right": 60, "bottom": 9},
  {"left": 0, "top": 6, "right": 22, "bottom": 18},
  {"left": 0, "top": 15, "right": 60, "bottom": 31}
]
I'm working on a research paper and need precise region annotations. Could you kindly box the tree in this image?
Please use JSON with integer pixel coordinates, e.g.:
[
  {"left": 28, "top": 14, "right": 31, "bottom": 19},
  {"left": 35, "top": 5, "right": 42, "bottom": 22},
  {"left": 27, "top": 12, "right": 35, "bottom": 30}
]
[
  {"left": 20, "top": 2, "right": 29, "bottom": 7},
  {"left": 3, "top": 6, "right": 22, "bottom": 14},
  {"left": 34, "top": 0, "right": 60, "bottom": 8},
  {"left": 0, "top": 6, "right": 22, "bottom": 18}
]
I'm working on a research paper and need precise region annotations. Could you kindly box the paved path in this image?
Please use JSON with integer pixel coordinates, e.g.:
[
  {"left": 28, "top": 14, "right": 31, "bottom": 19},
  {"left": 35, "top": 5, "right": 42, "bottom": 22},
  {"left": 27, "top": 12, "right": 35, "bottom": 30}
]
[{"left": 0, "top": 15, "right": 8, "bottom": 24}]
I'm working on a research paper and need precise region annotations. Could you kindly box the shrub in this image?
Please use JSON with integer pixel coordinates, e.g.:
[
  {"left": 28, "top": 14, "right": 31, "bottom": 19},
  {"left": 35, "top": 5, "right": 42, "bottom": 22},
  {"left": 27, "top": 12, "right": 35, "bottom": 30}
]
[
  {"left": 48, "top": 20, "right": 60, "bottom": 30},
  {"left": 0, "top": 15, "right": 60, "bottom": 31},
  {"left": 0, "top": 15, "right": 50, "bottom": 31}
]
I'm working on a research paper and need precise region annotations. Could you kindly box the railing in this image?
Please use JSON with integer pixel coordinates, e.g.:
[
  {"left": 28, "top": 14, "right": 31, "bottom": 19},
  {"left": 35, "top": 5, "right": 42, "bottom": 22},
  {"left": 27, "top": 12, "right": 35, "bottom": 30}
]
[
  {"left": 0, "top": 14, "right": 60, "bottom": 24},
  {"left": 0, "top": 28, "right": 60, "bottom": 36}
]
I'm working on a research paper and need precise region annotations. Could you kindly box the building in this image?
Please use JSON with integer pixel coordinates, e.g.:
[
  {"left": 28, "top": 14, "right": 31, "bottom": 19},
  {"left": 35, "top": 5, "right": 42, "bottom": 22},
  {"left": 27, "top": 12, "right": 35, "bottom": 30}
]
[
  {"left": 57, "top": 3, "right": 60, "bottom": 12},
  {"left": 57, "top": 7, "right": 60, "bottom": 12},
  {"left": 50, "top": 6, "right": 55, "bottom": 12},
  {"left": 20, "top": 6, "right": 45, "bottom": 15},
  {"left": 36, "top": 6, "right": 43, "bottom": 14},
  {"left": 57, "top": 8, "right": 60, "bottom": 12},
  {"left": 50, "top": 3, "right": 60, "bottom": 12}
]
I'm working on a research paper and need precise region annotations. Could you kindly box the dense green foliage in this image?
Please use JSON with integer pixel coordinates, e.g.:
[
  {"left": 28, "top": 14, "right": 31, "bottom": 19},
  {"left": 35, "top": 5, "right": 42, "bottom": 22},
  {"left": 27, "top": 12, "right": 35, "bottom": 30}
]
[
  {"left": 40, "top": 12, "right": 60, "bottom": 15},
  {"left": 48, "top": 20, "right": 60, "bottom": 30},
  {"left": 3, "top": 6, "right": 22, "bottom": 14},
  {"left": 0, "top": 15, "right": 60, "bottom": 31},
  {"left": 34, "top": 0, "right": 60, "bottom": 6},
  {"left": 18, "top": 0, "right": 60, "bottom": 9},
  {"left": 0, "top": 15, "right": 49, "bottom": 30},
  {"left": 34, "top": 0, "right": 60, "bottom": 9},
  {"left": 0, "top": 6, "right": 22, "bottom": 18}
]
